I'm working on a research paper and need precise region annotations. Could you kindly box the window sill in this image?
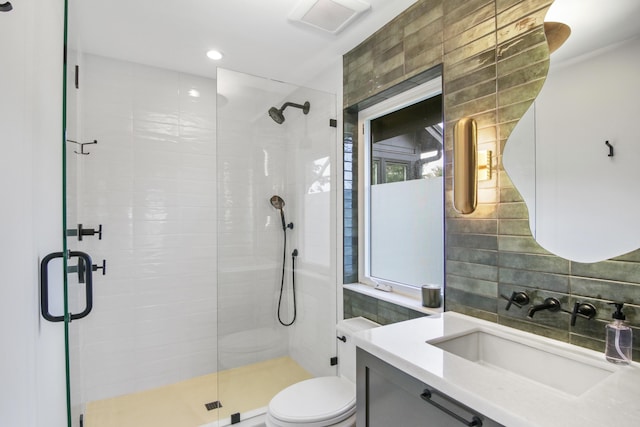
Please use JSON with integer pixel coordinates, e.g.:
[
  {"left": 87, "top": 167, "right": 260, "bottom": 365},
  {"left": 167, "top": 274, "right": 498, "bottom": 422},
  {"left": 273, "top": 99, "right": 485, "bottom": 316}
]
[{"left": 343, "top": 283, "right": 443, "bottom": 316}]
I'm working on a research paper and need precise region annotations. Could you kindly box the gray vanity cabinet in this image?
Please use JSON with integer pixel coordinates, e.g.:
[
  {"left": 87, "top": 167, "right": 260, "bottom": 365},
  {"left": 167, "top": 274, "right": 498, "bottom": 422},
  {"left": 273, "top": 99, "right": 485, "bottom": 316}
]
[{"left": 356, "top": 348, "right": 504, "bottom": 427}]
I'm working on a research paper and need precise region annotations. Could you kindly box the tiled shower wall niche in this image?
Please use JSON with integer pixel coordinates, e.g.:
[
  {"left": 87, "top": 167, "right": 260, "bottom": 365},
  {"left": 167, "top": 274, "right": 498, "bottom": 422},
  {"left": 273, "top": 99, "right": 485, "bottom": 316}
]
[{"left": 342, "top": 0, "right": 640, "bottom": 359}]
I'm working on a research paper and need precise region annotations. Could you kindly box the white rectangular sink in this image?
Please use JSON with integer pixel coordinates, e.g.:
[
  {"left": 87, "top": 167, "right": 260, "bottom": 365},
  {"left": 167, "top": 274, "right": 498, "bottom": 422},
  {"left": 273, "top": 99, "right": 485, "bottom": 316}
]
[{"left": 428, "top": 329, "right": 615, "bottom": 396}]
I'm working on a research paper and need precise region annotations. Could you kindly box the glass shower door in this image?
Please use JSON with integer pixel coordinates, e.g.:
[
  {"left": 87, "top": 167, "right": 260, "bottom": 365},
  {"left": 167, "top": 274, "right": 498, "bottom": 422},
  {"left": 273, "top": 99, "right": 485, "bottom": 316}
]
[
  {"left": 57, "top": 2, "right": 219, "bottom": 425},
  {"left": 55, "top": 4, "right": 338, "bottom": 426},
  {"left": 215, "top": 68, "right": 338, "bottom": 424}
]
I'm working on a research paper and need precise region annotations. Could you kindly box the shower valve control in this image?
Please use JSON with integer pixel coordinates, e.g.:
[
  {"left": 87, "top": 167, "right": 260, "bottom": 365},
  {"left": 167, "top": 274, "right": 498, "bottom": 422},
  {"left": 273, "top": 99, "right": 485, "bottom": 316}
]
[
  {"left": 92, "top": 259, "right": 107, "bottom": 276},
  {"left": 67, "top": 223, "right": 103, "bottom": 241},
  {"left": 67, "top": 256, "right": 105, "bottom": 282}
]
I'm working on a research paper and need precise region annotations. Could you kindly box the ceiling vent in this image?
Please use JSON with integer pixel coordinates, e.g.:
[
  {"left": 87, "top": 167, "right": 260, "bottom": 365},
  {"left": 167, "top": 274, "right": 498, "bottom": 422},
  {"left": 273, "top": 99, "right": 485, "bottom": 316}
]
[{"left": 289, "top": 0, "right": 371, "bottom": 34}]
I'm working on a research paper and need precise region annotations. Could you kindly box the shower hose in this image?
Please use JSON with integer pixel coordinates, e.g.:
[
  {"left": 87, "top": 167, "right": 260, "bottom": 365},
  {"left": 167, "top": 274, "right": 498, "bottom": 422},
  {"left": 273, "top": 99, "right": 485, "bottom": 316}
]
[{"left": 277, "top": 227, "right": 297, "bottom": 326}]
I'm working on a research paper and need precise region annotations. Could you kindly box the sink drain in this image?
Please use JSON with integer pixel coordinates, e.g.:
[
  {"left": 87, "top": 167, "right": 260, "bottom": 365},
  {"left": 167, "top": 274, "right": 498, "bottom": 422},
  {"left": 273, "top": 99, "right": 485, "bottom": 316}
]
[{"left": 205, "top": 400, "right": 222, "bottom": 411}]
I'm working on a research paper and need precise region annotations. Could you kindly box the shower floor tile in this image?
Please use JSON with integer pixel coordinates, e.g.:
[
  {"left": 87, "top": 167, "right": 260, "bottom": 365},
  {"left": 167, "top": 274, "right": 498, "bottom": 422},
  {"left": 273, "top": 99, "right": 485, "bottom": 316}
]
[{"left": 84, "top": 356, "right": 312, "bottom": 427}]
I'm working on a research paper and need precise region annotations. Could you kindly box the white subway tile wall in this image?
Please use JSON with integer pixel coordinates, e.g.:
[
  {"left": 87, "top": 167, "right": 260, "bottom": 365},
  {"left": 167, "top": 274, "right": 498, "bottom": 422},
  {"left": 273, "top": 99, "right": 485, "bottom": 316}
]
[{"left": 71, "top": 55, "right": 217, "bottom": 402}]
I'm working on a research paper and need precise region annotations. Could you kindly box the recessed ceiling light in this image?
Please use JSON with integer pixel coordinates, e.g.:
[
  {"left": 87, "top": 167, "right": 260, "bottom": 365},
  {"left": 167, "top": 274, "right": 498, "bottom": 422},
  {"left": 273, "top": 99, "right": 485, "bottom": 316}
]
[{"left": 206, "top": 50, "right": 223, "bottom": 60}]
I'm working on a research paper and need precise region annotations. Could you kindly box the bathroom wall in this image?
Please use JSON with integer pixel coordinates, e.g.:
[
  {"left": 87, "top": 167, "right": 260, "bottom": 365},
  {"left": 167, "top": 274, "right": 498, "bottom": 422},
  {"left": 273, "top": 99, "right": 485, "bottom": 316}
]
[
  {"left": 0, "top": 0, "right": 68, "bottom": 426},
  {"left": 343, "top": 289, "right": 427, "bottom": 325},
  {"left": 73, "top": 54, "right": 218, "bottom": 402},
  {"left": 342, "top": 0, "right": 640, "bottom": 359}
]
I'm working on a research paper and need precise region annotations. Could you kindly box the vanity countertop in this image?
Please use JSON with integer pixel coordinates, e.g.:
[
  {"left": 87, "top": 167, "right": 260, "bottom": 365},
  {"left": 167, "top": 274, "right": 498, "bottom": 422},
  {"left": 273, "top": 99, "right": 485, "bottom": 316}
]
[{"left": 353, "top": 312, "right": 640, "bottom": 427}]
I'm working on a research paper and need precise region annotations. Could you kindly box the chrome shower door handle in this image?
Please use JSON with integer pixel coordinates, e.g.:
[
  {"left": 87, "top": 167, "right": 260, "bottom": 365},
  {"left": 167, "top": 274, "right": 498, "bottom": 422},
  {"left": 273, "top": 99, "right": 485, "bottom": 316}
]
[{"left": 40, "top": 251, "right": 94, "bottom": 322}]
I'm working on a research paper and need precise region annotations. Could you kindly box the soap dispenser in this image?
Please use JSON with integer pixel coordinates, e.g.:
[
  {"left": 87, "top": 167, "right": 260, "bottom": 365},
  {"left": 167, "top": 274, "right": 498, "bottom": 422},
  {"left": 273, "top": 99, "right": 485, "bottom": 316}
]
[{"left": 605, "top": 303, "right": 633, "bottom": 365}]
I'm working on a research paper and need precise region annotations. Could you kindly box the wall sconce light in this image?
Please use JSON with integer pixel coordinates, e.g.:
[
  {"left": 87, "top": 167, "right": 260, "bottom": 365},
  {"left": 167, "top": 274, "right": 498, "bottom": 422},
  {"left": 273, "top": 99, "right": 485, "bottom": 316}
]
[{"left": 453, "top": 117, "right": 477, "bottom": 214}]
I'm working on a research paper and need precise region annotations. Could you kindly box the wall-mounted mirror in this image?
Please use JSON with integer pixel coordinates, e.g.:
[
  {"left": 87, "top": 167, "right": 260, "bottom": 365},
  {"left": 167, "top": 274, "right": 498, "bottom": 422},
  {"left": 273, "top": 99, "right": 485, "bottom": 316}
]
[{"left": 503, "top": 0, "right": 640, "bottom": 263}]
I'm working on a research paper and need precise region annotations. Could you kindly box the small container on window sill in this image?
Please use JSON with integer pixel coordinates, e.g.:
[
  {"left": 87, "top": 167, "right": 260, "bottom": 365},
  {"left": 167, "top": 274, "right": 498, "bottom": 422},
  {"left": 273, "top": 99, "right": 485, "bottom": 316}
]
[{"left": 422, "top": 285, "right": 441, "bottom": 308}]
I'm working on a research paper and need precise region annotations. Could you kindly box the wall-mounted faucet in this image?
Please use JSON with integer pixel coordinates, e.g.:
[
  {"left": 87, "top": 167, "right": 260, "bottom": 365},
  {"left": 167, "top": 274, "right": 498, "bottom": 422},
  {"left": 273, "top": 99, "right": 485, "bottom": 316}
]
[
  {"left": 527, "top": 297, "right": 562, "bottom": 318},
  {"left": 500, "top": 291, "right": 530, "bottom": 311}
]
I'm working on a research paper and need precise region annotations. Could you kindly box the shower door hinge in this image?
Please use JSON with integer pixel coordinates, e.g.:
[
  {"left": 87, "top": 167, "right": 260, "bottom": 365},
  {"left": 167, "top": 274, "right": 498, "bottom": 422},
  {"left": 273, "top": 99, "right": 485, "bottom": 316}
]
[
  {"left": 231, "top": 413, "right": 241, "bottom": 424},
  {"left": 330, "top": 119, "right": 337, "bottom": 128},
  {"left": 330, "top": 356, "right": 338, "bottom": 366}
]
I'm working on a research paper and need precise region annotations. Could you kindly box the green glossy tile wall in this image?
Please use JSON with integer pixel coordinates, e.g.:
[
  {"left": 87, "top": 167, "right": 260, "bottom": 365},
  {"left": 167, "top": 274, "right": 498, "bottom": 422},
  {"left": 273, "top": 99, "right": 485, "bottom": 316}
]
[
  {"left": 343, "top": 0, "right": 640, "bottom": 359},
  {"left": 343, "top": 289, "right": 427, "bottom": 325}
]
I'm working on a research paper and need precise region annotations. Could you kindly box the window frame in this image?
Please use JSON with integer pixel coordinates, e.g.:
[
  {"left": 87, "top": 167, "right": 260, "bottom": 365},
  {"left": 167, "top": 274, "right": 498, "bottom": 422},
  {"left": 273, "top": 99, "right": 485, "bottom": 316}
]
[{"left": 357, "top": 76, "right": 443, "bottom": 295}]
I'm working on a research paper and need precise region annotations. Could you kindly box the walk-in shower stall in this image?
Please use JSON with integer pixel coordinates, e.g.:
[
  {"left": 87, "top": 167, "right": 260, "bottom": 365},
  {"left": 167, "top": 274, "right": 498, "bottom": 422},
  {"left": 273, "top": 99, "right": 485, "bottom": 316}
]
[{"left": 50, "top": 5, "right": 338, "bottom": 424}]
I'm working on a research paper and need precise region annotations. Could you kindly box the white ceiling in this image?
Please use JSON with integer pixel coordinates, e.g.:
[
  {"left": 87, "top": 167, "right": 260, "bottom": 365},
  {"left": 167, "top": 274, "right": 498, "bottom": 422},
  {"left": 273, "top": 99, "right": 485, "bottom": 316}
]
[
  {"left": 69, "top": 0, "right": 640, "bottom": 90},
  {"left": 70, "top": 0, "right": 418, "bottom": 90}
]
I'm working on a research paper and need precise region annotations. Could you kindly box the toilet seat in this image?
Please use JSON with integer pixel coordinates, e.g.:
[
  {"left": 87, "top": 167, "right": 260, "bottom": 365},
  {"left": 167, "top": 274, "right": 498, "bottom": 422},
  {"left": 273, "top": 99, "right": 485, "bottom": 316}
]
[{"left": 266, "top": 377, "right": 356, "bottom": 427}]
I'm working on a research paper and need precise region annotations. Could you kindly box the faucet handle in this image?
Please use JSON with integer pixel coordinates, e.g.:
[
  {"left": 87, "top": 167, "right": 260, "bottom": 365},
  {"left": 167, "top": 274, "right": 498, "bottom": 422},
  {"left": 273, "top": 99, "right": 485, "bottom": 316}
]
[
  {"left": 563, "top": 302, "right": 597, "bottom": 326},
  {"left": 500, "top": 291, "right": 530, "bottom": 311}
]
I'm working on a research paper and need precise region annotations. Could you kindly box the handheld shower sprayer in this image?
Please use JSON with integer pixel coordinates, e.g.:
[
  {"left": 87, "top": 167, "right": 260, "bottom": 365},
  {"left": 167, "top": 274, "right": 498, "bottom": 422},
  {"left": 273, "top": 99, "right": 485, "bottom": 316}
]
[
  {"left": 270, "top": 195, "right": 298, "bottom": 326},
  {"left": 270, "top": 195, "right": 293, "bottom": 230}
]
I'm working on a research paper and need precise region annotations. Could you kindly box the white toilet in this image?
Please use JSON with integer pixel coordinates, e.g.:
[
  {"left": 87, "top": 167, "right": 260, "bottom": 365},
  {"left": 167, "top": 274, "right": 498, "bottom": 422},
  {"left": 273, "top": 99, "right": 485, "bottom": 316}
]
[{"left": 265, "top": 317, "right": 379, "bottom": 427}]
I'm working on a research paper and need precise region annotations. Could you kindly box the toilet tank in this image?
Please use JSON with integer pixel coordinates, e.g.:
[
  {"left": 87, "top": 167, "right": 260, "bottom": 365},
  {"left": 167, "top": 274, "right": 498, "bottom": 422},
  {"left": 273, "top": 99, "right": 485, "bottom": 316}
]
[{"left": 336, "top": 317, "right": 380, "bottom": 383}]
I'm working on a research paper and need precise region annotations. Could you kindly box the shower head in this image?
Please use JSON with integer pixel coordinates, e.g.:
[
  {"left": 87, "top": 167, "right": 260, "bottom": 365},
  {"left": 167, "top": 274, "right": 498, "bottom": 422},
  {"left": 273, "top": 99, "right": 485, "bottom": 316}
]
[
  {"left": 0, "top": 2, "right": 13, "bottom": 12},
  {"left": 268, "top": 107, "right": 285, "bottom": 124},
  {"left": 268, "top": 101, "right": 310, "bottom": 124},
  {"left": 270, "top": 195, "right": 285, "bottom": 210}
]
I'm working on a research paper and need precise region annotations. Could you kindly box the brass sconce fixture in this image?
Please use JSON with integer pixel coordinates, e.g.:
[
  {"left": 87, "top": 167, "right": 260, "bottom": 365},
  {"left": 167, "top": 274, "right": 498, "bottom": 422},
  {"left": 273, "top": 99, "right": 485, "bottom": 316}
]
[
  {"left": 453, "top": 117, "right": 478, "bottom": 214},
  {"left": 544, "top": 22, "right": 571, "bottom": 54}
]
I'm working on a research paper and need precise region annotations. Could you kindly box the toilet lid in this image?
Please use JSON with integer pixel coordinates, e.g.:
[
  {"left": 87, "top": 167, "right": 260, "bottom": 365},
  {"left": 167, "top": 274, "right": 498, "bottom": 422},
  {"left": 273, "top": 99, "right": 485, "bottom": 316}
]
[{"left": 269, "top": 377, "right": 356, "bottom": 424}]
